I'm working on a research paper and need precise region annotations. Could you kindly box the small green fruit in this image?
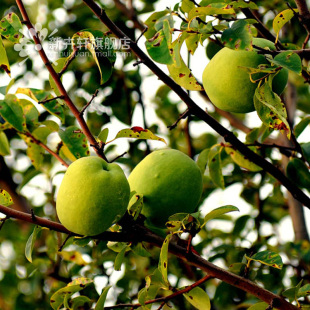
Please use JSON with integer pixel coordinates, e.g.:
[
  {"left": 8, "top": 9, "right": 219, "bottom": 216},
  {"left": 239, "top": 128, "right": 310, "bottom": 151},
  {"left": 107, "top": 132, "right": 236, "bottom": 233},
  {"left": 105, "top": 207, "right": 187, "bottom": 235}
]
[
  {"left": 202, "top": 38, "right": 288, "bottom": 113},
  {"left": 128, "top": 149, "right": 203, "bottom": 227},
  {"left": 56, "top": 156, "right": 130, "bottom": 236}
]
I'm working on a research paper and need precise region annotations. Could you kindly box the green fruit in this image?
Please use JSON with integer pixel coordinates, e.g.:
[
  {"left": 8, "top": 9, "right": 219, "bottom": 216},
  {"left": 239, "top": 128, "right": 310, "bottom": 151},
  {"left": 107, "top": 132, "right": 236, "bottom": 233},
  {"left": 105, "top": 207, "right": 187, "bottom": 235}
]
[
  {"left": 128, "top": 149, "right": 203, "bottom": 227},
  {"left": 202, "top": 38, "right": 288, "bottom": 113},
  {"left": 56, "top": 156, "right": 130, "bottom": 236}
]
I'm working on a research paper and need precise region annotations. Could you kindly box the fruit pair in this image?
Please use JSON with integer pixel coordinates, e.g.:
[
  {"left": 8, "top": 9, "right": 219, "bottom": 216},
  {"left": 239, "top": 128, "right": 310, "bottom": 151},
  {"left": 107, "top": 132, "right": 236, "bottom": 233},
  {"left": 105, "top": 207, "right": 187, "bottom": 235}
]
[{"left": 56, "top": 149, "right": 203, "bottom": 235}]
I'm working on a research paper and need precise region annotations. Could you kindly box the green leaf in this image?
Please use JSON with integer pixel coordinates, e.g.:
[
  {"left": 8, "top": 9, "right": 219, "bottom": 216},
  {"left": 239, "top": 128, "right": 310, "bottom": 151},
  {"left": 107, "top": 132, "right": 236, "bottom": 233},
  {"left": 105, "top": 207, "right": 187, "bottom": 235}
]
[
  {"left": 98, "top": 128, "right": 109, "bottom": 143},
  {"left": 286, "top": 158, "right": 310, "bottom": 189},
  {"left": 271, "top": 52, "right": 302, "bottom": 74},
  {"left": 71, "top": 296, "right": 92, "bottom": 310},
  {"left": 138, "top": 287, "right": 148, "bottom": 306},
  {"left": 21, "top": 134, "right": 45, "bottom": 170},
  {"left": 145, "top": 20, "right": 174, "bottom": 65},
  {"left": 246, "top": 250, "right": 283, "bottom": 269},
  {"left": 25, "top": 226, "right": 43, "bottom": 263},
  {"left": 188, "top": 3, "right": 235, "bottom": 20},
  {"left": 225, "top": 146, "right": 262, "bottom": 171},
  {"left": 143, "top": 10, "right": 169, "bottom": 39},
  {"left": 298, "top": 283, "right": 310, "bottom": 298},
  {"left": 50, "top": 277, "right": 93, "bottom": 310},
  {"left": 0, "top": 36, "right": 10, "bottom": 76},
  {"left": 158, "top": 234, "right": 173, "bottom": 286},
  {"left": 132, "top": 242, "right": 151, "bottom": 258},
  {"left": 95, "top": 286, "right": 112, "bottom": 310},
  {"left": 128, "top": 194, "right": 144, "bottom": 220},
  {"left": 183, "top": 286, "right": 211, "bottom": 310},
  {"left": 282, "top": 280, "right": 303, "bottom": 302},
  {"left": 181, "top": 0, "right": 195, "bottom": 13},
  {"left": 230, "top": 1, "right": 258, "bottom": 10},
  {"left": 273, "top": 9, "right": 298, "bottom": 42},
  {"left": 114, "top": 244, "right": 130, "bottom": 271},
  {"left": 203, "top": 205, "right": 239, "bottom": 226},
  {"left": 222, "top": 20, "right": 253, "bottom": 50},
  {"left": 185, "top": 33, "right": 201, "bottom": 55},
  {"left": 0, "top": 94, "right": 26, "bottom": 132},
  {"left": 112, "top": 127, "right": 166, "bottom": 144},
  {"left": 0, "top": 131, "right": 10, "bottom": 156},
  {"left": 247, "top": 303, "right": 269, "bottom": 310},
  {"left": 59, "top": 125, "right": 90, "bottom": 160},
  {"left": 208, "top": 147, "right": 225, "bottom": 189},
  {"left": 72, "top": 30, "right": 116, "bottom": 84},
  {"left": 254, "top": 78, "right": 291, "bottom": 138},
  {"left": 0, "top": 12, "right": 23, "bottom": 43},
  {"left": 16, "top": 88, "right": 65, "bottom": 123},
  {"left": 294, "top": 116, "right": 310, "bottom": 138},
  {"left": 0, "top": 189, "right": 13, "bottom": 207},
  {"left": 301, "top": 143, "right": 310, "bottom": 163},
  {"left": 197, "top": 148, "right": 210, "bottom": 174},
  {"left": 20, "top": 99, "right": 39, "bottom": 127}
]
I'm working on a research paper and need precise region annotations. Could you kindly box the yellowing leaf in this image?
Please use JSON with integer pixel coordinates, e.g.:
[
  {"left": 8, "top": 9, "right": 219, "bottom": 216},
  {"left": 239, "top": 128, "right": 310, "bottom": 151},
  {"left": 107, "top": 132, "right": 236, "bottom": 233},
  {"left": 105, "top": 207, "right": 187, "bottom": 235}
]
[
  {"left": 188, "top": 4, "right": 235, "bottom": 20},
  {"left": 0, "top": 131, "right": 10, "bottom": 156},
  {"left": 112, "top": 127, "right": 166, "bottom": 144},
  {"left": 273, "top": 9, "right": 298, "bottom": 42},
  {"left": 59, "top": 251, "right": 88, "bottom": 265},
  {"left": 225, "top": 146, "right": 262, "bottom": 171},
  {"left": 158, "top": 234, "right": 173, "bottom": 286},
  {"left": 0, "top": 37, "right": 10, "bottom": 76},
  {"left": 0, "top": 189, "right": 13, "bottom": 207},
  {"left": 183, "top": 286, "right": 211, "bottom": 310}
]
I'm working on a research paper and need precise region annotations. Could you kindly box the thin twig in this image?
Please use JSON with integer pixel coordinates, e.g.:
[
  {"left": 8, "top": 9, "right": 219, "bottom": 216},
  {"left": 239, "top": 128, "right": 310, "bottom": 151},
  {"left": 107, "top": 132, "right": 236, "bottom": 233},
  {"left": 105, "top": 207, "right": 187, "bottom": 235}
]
[
  {"left": 168, "top": 109, "right": 190, "bottom": 130},
  {"left": 58, "top": 47, "right": 78, "bottom": 78},
  {"left": 38, "top": 95, "right": 65, "bottom": 104},
  {"left": 104, "top": 274, "right": 213, "bottom": 309},
  {"left": 80, "top": 89, "right": 99, "bottom": 116},
  {"left": 22, "top": 132, "right": 69, "bottom": 167},
  {"left": 110, "top": 151, "right": 127, "bottom": 163}
]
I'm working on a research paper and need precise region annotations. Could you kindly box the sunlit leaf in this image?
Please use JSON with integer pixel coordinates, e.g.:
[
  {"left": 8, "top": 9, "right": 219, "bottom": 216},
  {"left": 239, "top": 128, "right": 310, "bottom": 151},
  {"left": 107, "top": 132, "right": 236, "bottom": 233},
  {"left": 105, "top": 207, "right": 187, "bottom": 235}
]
[
  {"left": 181, "top": 0, "right": 195, "bottom": 13},
  {"left": 59, "top": 250, "right": 87, "bottom": 265},
  {"left": 132, "top": 242, "right": 151, "bottom": 258},
  {"left": 282, "top": 280, "right": 303, "bottom": 302},
  {"left": 0, "top": 94, "right": 26, "bottom": 132},
  {"left": 0, "top": 189, "right": 13, "bottom": 207},
  {"left": 273, "top": 9, "right": 298, "bottom": 42},
  {"left": 254, "top": 78, "right": 291, "bottom": 138},
  {"left": 188, "top": 4, "right": 235, "bottom": 20},
  {"left": 197, "top": 148, "right": 210, "bottom": 174},
  {"left": 112, "top": 127, "right": 166, "bottom": 144},
  {"left": 246, "top": 250, "right": 283, "bottom": 269},
  {"left": 222, "top": 20, "right": 253, "bottom": 50},
  {"left": 203, "top": 205, "right": 239, "bottom": 226},
  {"left": 0, "top": 131, "right": 10, "bottom": 156},
  {"left": 95, "top": 286, "right": 112, "bottom": 310},
  {"left": 25, "top": 226, "right": 43, "bottom": 263},
  {"left": 16, "top": 88, "right": 65, "bottom": 123},
  {"left": 298, "top": 283, "right": 310, "bottom": 298},
  {"left": 247, "top": 302, "right": 269, "bottom": 310},
  {"left": 158, "top": 234, "right": 173, "bottom": 286},
  {"left": 59, "top": 125, "right": 90, "bottom": 160},
  {"left": 0, "top": 36, "right": 10, "bottom": 76},
  {"left": 98, "top": 127, "right": 109, "bottom": 143},
  {"left": 0, "top": 12, "right": 23, "bottom": 43},
  {"left": 145, "top": 20, "right": 174, "bottom": 65},
  {"left": 225, "top": 146, "right": 262, "bottom": 171},
  {"left": 143, "top": 10, "right": 169, "bottom": 39},
  {"left": 183, "top": 286, "right": 211, "bottom": 310},
  {"left": 22, "top": 135, "right": 44, "bottom": 170}
]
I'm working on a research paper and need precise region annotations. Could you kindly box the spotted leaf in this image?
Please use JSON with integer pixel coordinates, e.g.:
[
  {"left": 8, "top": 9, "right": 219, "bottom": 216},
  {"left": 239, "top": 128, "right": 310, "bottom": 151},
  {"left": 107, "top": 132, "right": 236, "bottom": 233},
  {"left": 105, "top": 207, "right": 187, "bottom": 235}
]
[
  {"left": 0, "top": 189, "right": 13, "bottom": 207},
  {"left": 245, "top": 250, "right": 283, "bottom": 269}
]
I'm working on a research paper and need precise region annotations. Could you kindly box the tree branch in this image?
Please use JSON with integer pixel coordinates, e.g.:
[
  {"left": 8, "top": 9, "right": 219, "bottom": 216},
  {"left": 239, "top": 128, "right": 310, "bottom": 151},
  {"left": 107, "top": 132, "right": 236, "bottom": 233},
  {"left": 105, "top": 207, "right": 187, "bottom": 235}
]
[
  {"left": 15, "top": 0, "right": 107, "bottom": 162},
  {"left": 0, "top": 203, "right": 298, "bottom": 309},
  {"left": 105, "top": 274, "right": 213, "bottom": 309},
  {"left": 82, "top": 0, "right": 310, "bottom": 209}
]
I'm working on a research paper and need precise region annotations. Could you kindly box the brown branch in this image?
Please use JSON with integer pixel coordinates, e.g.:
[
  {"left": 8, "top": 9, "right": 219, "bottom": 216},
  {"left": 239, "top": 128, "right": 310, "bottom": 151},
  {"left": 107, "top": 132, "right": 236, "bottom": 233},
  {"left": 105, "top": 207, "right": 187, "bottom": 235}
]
[
  {"left": 82, "top": 0, "right": 310, "bottom": 209},
  {"left": 15, "top": 0, "right": 107, "bottom": 162},
  {"left": 0, "top": 203, "right": 298, "bottom": 309},
  {"left": 79, "top": 89, "right": 99, "bottom": 116},
  {"left": 58, "top": 47, "right": 78, "bottom": 78},
  {"left": 23, "top": 132, "right": 69, "bottom": 167},
  {"left": 104, "top": 274, "right": 213, "bottom": 309},
  {"left": 294, "top": 0, "right": 310, "bottom": 33}
]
